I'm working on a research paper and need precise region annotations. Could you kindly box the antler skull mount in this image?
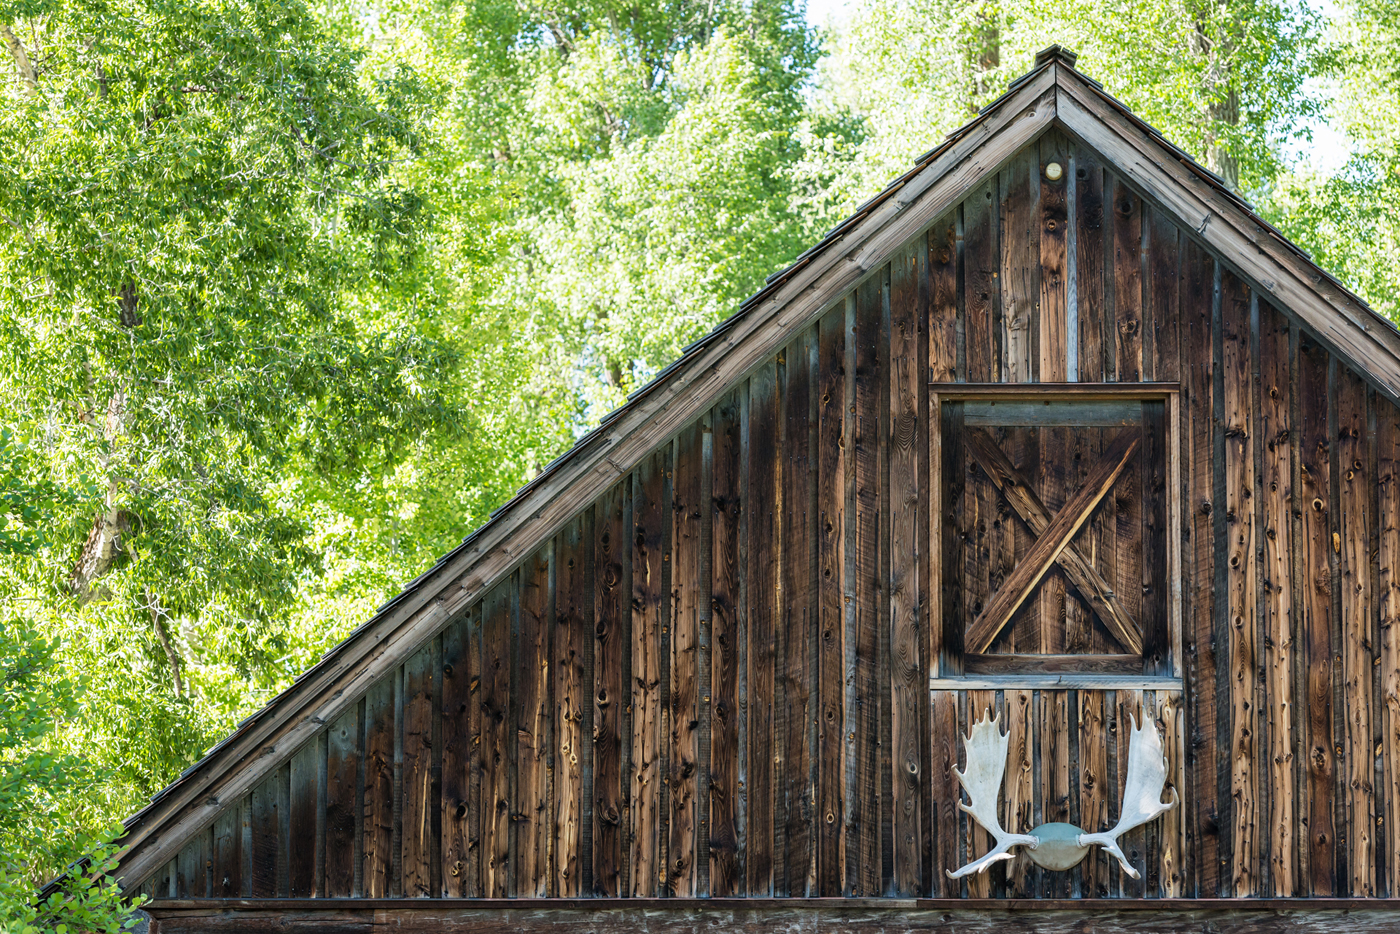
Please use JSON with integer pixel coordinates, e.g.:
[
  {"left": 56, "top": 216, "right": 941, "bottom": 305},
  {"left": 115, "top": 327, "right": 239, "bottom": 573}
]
[{"left": 946, "top": 708, "right": 1178, "bottom": 880}]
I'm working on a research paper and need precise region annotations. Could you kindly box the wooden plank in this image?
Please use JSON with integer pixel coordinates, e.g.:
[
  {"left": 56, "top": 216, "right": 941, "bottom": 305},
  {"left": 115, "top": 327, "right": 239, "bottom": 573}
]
[
  {"left": 176, "top": 828, "right": 206, "bottom": 898},
  {"left": 963, "top": 427, "right": 1142, "bottom": 653},
  {"left": 747, "top": 363, "right": 779, "bottom": 896},
  {"left": 892, "top": 234, "right": 925, "bottom": 897},
  {"left": 964, "top": 654, "right": 1140, "bottom": 674},
  {"left": 1039, "top": 131, "right": 1069, "bottom": 382},
  {"left": 1074, "top": 144, "right": 1106, "bottom": 383},
  {"left": 1221, "top": 271, "right": 1256, "bottom": 897},
  {"left": 402, "top": 645, "right": 434, "bottom": 897},
  {"left": 999, "top": 147, "right": 1039, "bottom": 383},
  {"left": 963, "top": 401, "right": 1141, "bottom": 427},
  {"left": 329, "top": 703, "right": 362, "bottom": 897},
  {"left": 593, "top": 479, "right": 630, "bottom": 897},
  {"left": 517, "top": 546, "right": 552, "bottom": 897},
  {"left": 1259, "top": 304, "right": 1297, "bottom": 895},
  {"left": 929, "top": 215, "right": 957, "bottom": 385},
  {"left": 1182, "top": 239, "right": 1219, "bottom": 897},
  {"left": 1337, "top": 366, "right": 1376, "bottom": 896},
  {"left": 1042, "top": 689, "right": 1072, "bottom": 898},
  {"left": 631, "top": 450, "right": 669, "bottom": 897},
  {"left": 1079, "top": 689, "right": 1110, "bottom": 896},
  {"left": 930, "top": 690, "right": 960, "bottom": 895},
  {"left": 1003, "top": 689, "right": 1034, "bottom": 899},
  {"left": 1117, "top": 692, "right": 1147, "bottom": 894},
  {"left": 249, "top": 768, "right": 279, "bottom": 897},
  {"left": 941, "top": 401, "right": 966, "bottom": 675},
  {"left": 440, "top": 613, "right": 474, "bottom": 898},
  {"left": 1149, "top": 209, "right": 1180, "bottom": 383},
  {"left": 1299, "top": 335, "right": 1336, "bottom": 895},
  {"left": 555, "top": 516, "right": 591, "bottom": 897},
  {"left": 1378, "top": 401, "right": 1400, "bottom": 899},
  {"left": 854, "top": 277, "right": 883, "bottom": 896},
  {"left": 967, "top": 430, "right": 1140, "bottom": 652},
  {"left": 1141, "top": 400, "right": 1169, "bottom": 675},
  {"left": 289, "top": 736, "right": 320, "bottom": 897},
  {"left": 1108, "top": 175, "right": 1142, "bottom": 382},
  {"left": 1160, "top": 690, "right": 1186, "bottom": 897},
  {"left": 363, "top": 677, "right": 394, "bottom": 898},
  {"left": 817, "top": 306, "right": 846, "bottom": 897},
  {"left": 671, "top": 423, "right": 704, "bottom": 896},
  {"left": 711, "top": 388, "right": 745, "bottom": 896},
  {"left": 392, "top": 662, "right": 404, "bottom": 898},
  {"left": 480, "top": 580, "right": 514, "bottom": 897},
  {"left": 962, "top": 180, "right": 999, "bottom": 383}
]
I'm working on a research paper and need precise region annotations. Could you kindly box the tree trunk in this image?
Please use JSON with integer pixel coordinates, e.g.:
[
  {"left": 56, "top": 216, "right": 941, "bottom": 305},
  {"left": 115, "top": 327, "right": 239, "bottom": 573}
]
[
  {"left": 146, "top": 587, "right": 185, "bottom": 698},
  {"left": 1, "top": 23, "right": 36, "bottom": 95}
]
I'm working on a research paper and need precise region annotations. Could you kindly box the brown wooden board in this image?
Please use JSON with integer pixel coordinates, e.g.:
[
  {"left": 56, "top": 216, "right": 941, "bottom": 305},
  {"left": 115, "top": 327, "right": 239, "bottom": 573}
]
[
  {"left": 554, "top": 516, "right": 592, "bottom": 897},
  {"left": 631, "top": 449, "right": 669, "bottom": 897},
  {"left": 779, "top": 328, "right": 817, "bottom": 897},
  {"left": 892, "top": 235, "right": 926, "bottom": 896},
  {"left": 1108, "top": 174, "right": 1142, "bottom": 382},
  {"left": 363, "top": 677, "right": 394, "bottom": 898},
  {"left": 249, "top": 767, "right": 280, "bottom": 897},
  {"left": 671, "top": 423, "right": 704, "bottom": 896},
  {"left": 480, "top": 579, "right": 514, "bottom": 897},
  {"left": 289, "top": 735, "right": 321, "bottom": 898},
  {"left": 1259, "top": 304, "right": 1298, "bottom": 895},
  {"left": 1079, "top": 688, "right": 1110, "bottom": 896},
  {"left": 929, "top": 215, "right": 957, "bottom": 385},
  {"left": 711, "top": 389, "right": 745, "bottom": 896},
  {"left": 1039, "top": 132, "right": 1069, "bottom": 383},
  {"left": 962, "top": 179, "right": 999, "bottom": 383},
  {"left": 1073, "top": 144, "right": 1106, "bottom": 383},
  {"left": 1140, "top": 400, "right": 1169, "bottom": 675},
  {"left": 1004, "top": 689, "right": 1034, "bottom": 898},
  {"left": 402, "top": 644, "right": 435, "bottom": 897},
  {"left": 175, "top": 827, "right": 206, "bottom": 898},
  {"left": 1221, "top": 272, "right": 1257, "bottom": 897},
  {"left": 930, "top": 690, "right": 960, "bottom": 895},
  {"left": 1299, "top": 334, "right": 1336, "bottom": 896},
  {"left": 212, "top": 806, "right": 240, "bottom": 898},
  {"left": 517, "top": 546, "right": 552, "bottom": 897},
  {"left": 593, "top": 479, "right": 630, "bottom": 897},
  {"left": 999, "top": 145, "right": 1039, "bottom": 383},
  {"left": 817, "top": 306, "right": 846, "bottom": 897},
  {"left": 854, "top": 276, "right": 884, "bottom": 896},
  {"left": 440, "top": 613, "right": 474, "bottom": 898},
  {"left": 1337, "top": 366, "right": 1376, "bottom": 896},
  {"left": 746, "top": 363, "right": 779, "bottom": 896},
  {"left": 1148, "top": 209, "right": 1180, "bottom": 383},
  {"left": 328, "top": 704, "right": 362, "bottom": 897},
  {"left": 1181, "top": 239, "right": 1218, "bottom": 897},
  {"left": 1378, "top": 401, "right": 1400, "bottom": 899},
  {"left": 1041, "top": 688, "right": 1071, "bottom": 898}
]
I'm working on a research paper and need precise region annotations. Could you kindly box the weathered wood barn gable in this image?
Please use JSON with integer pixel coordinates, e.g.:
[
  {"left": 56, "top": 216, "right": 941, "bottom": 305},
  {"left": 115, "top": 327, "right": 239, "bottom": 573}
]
[{"left": 114, "top": 47, "right": 1400, "bottom": 931}]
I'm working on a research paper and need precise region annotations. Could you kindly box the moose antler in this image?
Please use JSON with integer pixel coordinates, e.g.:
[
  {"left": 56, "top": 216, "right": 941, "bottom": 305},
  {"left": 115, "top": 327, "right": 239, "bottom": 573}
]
[
  {"left": 945, "top": 709, "right": 1039, "bottom": 879},
  {"left": 1076, "top": 712, "right": 1179, "bottom": 878}
]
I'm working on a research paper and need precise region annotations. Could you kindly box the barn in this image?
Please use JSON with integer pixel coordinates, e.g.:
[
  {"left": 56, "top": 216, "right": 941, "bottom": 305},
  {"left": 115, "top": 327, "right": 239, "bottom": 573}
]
[{"left": 109, "top": 47, "right": 1400, "bottom": 931}]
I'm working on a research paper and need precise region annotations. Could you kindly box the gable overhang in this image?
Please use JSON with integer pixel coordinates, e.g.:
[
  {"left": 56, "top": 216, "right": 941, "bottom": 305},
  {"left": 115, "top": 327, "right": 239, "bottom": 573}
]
[{"left": 98, "top": 52, "right": 1400, "bottom": 891}]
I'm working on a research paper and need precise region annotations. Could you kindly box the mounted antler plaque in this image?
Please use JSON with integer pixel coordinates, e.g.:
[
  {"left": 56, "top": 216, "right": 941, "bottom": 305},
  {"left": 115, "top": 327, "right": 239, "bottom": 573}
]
[{"left": 947, "top": 708, "right": 1178, "bottom": 878}]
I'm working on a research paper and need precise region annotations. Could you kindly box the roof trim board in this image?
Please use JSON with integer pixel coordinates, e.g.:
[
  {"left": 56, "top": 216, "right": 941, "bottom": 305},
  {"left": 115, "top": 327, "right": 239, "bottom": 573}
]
[
  {"left": 102, "top": 48, "right": 1400, "bottom": 891},
  {"left": 105, "top": 63, "right": 1063, "bottom": 891}
]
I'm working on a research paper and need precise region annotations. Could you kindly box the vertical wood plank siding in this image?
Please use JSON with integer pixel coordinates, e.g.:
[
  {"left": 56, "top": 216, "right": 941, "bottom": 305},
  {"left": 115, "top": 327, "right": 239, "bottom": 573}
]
[{"left": 177, "top": 131, "right": 1400, "bottom": 903}]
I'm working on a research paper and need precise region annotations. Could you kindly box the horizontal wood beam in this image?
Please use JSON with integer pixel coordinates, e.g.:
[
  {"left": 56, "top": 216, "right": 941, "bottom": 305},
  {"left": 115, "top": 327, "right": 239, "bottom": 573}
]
[{"left": 143, "top": 898, "right": 1400, "bottom": 934}]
